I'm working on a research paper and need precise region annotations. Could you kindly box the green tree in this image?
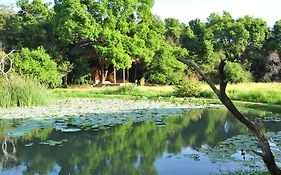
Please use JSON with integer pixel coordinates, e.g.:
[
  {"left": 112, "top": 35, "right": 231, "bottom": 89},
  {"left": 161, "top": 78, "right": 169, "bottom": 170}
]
[
  {"left": 180, "top": 19, "right": 216, "bottom": 74},
  {"left": 268, "top": 20, "right": 281, "bottom": 54},
  {"left": 0, "top": 4, "right": 15, "bottom": 50},
  {"left": 147, "top": 43, "right": 185, "bottom": 84},
  {"left": 2, "top": 0, "right": 54, "bottom": 50},
  {"left": 164, "top": 17, "right": 183, "bottom": 45},
  {"left": 1, "top": 0, "right": 70, "bottom": 80},
  {"left": 13, "top": 47, "right": 62, "bottom": 87},
  {"left": 237, "top": 16, "right": 269, "bottom": 80},
  {"left": 207, "top": 12, "right": 250, "bottom": 61},
  {"left": 255, "top": 20, "right": 281, "bottom": 82},
  {"left": 204, "top": 12, "right": 256, "bottom": 83},
  {"left": 53, "top": 0, "right": 156, "bottom": 83},
  {"left": 0, "top": 4, "right": 14, "bottom": 31}
]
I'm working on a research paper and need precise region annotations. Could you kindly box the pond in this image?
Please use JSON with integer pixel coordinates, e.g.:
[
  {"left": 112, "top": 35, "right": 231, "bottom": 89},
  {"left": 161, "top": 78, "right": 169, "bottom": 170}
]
[{"left": 0, "top": 107, "right": 281, "bottom": 175}]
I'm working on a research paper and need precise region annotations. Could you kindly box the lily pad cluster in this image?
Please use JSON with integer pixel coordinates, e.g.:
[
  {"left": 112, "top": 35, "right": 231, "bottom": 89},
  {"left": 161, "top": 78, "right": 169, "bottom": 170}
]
[
  {"left": 24, "top": 139, "right": 68, "bottom": 147},
  {"left": 39, "top": 139, "right": 68, "bottom": 146},
  {"left": 3, "top": 98, "right": 207, "bottom": 138},
  {"left": 183, "top": 153, "right": 200, "bottom": 161},
  {"left": 255, "top": 117, "right": 281, "bottom": 123},
  {"left": 200, "top": 131, "right": 281, "bottom": 171},
  {"left": 0, "top": 98, "right": 203, "bottom": 119}
]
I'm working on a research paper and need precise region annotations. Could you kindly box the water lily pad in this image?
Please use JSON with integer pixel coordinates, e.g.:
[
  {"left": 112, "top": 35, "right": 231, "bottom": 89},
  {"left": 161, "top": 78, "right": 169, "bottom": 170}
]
[
  {"left": 200, "top": 131, "right": 281, "bottom": 167},
  {"left": 24, "top": 143, "right": 33, "bottom": 147},
  {"left": 183, "top": 153, "right": 200, "bottom": 161},
  {"left": 60, "top": 128, "right": 81, "bottom": 132},
  {"left": 39, "top": 139, "right": 68, "bottom": 146}
]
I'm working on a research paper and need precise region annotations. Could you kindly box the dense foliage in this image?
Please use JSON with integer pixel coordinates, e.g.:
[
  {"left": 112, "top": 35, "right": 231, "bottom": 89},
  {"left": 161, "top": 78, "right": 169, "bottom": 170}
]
[
  {"left": 0, "top": 0, "right": 281, "bottom": 86},
  {"left": 12, "top": 47, "right": 62, "bottom": 87},
  {"left": 224, "top": 62, "right": 252, "bottom": 83},
  {"left": 174, "top": 79, "right": 201, "bottom": 97}
]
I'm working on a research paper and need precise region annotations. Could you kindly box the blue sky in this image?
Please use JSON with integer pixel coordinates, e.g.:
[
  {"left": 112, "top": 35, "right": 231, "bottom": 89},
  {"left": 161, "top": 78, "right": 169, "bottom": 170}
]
[{"left": 0, "top": 0, "right": 280, "bottom": 26}]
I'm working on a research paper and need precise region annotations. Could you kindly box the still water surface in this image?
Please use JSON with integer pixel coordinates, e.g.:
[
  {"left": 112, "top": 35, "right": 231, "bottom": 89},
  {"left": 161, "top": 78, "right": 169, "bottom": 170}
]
[{"left": 0, "top": 107, "right": 280, "bottom": 175}]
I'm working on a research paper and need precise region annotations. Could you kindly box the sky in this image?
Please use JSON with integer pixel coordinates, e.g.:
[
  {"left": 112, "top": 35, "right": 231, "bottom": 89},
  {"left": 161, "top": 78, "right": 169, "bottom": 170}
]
[
  {"left": 0, "top": 0, "right": 280, "bottom": 27},
  {"left": 152, "top": 0, "right": 280, "bottom": 27}
]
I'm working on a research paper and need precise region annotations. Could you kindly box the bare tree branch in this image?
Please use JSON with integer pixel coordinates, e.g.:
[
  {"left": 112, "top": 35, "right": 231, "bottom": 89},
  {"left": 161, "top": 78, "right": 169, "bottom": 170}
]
[{"left": 0, "top": 50, "right": 16, "bottom": 81}]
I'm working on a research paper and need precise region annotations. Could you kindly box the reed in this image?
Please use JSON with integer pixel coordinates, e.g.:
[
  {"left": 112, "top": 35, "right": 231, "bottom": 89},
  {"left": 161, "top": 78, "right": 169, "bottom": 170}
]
[{"left": 0, "top": 74, "right": 50, "bottom": 108}]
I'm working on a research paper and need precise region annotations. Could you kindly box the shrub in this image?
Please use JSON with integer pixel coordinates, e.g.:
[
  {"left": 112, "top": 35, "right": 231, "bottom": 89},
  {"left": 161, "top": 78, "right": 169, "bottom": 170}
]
[
  {"left": 12, "top": 47, "right": 62, "bottom": 88},
  {"left": 0, "top": 74, "right": 50, "bottom": 107},
  {"left": 116, "top": 84, "right": 140, "bottom": 95},
  {"left": 148, "top": 72, "right": 184, "bottom": 85},
  {"left": 148, "top": 73, "right": 168, "bottom": 84},
  {"left": 224, "top": 62, "right": 252, "bottom": 83},
  {"left": 174, "top": 79, "right": 201, "bottom": 97}
]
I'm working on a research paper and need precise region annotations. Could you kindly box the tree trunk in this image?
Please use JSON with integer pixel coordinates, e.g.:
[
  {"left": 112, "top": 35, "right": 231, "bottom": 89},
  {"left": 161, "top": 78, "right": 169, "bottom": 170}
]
[
  {"left": 134, "top": 63, "right": 137, "bottom": 82},
  {"left": 178, "top": 57, "right": 281, "bottom": 175},
  {"left": 127, "top": 69, "right": 130, "bottom": 82},
  {"left": 101, "top": 64, "right": 105, "bottom": 84},
  {"left": 63, "top": 75, "right": 68, "bottom": 87},
  {"left": 113, "top": 68, "right": 116, "bottom": 84},
  {"left": 123, "top": 69, "right": 126, "bottom": 83},
  {"left": 104, "top": 70, "right": 108, "bottom": 82}
]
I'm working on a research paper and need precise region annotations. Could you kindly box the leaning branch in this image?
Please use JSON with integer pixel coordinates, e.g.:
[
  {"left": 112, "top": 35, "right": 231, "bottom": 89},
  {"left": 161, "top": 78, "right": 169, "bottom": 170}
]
[
  {"left": 178, "top": 57, "right": 220, "bottom": 96},
  {"left": 178, "top": 57, "right": 281, "bottom": 175},
  {"left": 218, "top": 60, "right": 228, "bottom": 95}
]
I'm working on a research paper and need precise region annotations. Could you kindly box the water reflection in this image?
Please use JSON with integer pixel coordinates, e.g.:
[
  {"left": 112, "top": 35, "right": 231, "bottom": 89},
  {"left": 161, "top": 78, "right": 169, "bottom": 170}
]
[{"left": 0, "top": 108, "right": 280, "bottom": 175}]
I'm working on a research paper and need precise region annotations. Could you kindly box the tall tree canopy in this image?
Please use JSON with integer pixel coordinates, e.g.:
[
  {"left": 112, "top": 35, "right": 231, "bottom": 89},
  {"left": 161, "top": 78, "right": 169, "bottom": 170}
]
[
  {"left": 2, "top": 0, "right": 53, "bottom": 50},
  {"left": 53, "top": 0, "right": 155, "bottom": 70},
  {"left": 0, "top": 0, "right": 280, "bottom": 84}
]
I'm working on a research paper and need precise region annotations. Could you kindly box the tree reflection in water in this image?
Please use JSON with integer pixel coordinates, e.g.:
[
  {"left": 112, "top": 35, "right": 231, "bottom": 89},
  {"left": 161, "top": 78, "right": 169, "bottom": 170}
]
[{"left": 0, "top": 108, "right": 280, "bottom": 174}]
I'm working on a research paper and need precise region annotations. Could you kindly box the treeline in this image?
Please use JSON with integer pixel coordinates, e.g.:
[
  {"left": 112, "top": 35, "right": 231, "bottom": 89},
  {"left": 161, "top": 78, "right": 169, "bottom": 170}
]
[{"left": 0, "top": 0, "right": 280, "bottom": 87}]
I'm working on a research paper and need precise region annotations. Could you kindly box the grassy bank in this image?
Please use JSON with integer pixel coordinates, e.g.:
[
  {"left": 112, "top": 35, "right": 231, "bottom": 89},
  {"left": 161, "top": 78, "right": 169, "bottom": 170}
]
[
  {"left": 51, "top": 84, "right": 174, "bottom": 99},
  {"left": 52, "top": 83, "right": 281, "bottom": 105}
]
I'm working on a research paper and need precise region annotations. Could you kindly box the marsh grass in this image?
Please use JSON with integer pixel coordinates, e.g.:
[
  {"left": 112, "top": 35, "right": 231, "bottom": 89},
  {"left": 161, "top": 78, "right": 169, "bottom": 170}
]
[{"left": 0, "top": 74, "right": 50, "bottom": 108}]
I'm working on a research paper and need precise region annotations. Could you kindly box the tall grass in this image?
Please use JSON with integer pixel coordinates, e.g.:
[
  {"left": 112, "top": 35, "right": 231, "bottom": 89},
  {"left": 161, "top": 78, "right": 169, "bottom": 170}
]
[
  {"left": 0, "top": 74, "right": 50, "bottom": 108},
  {"left": 200, "top": 83, "right": 281, "bottom": 105}
]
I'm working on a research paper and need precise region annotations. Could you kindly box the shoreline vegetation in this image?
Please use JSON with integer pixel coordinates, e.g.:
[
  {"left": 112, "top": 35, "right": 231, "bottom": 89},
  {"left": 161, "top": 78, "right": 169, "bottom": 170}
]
[
  {"left": 52, "top": 83, "right": 281, "bottom": 103},
  {"left": 1, "top": 81, "right": 280, "bottom": 113},
  {"left": 52, "top": 82, "right": 281, "bottom": 104},
  {"left": 0, "top": 74, "right": 50, "bottom": 108}
]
